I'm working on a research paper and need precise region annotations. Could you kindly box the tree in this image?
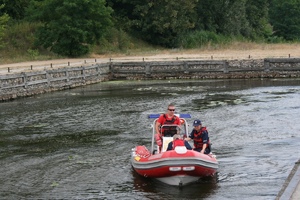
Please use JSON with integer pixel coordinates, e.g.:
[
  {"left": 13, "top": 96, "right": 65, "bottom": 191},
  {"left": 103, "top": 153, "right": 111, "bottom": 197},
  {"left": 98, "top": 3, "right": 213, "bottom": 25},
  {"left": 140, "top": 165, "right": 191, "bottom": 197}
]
[
  {"left": 140, "top": 0, "right": 198, "bottom": 47},
  {"left": 196, "top": 0, "right": 272, "bottom": 39},
  {"left": 195, "top": 0, "right": 219, "bottom": 32},
  {"left": 0, "top": 4, "right": 9, "bottom": 48},
  {"left": 245, "top": 0, "right": 272, "bottom": 39},
  {"left": 196, "top": 0, "right": 250, "bottom": 36},
  {"left": 269, "top": 0, "right": 300, "bottom": 41},
  {"left": 108, "top": 0, "right": 198, "bottom": 47},
  {"left": 28, "top": 0, "right": 113, "bottom": 57},
  {"left": 0, "top": 0, "right": 29, "bottom": 20}
]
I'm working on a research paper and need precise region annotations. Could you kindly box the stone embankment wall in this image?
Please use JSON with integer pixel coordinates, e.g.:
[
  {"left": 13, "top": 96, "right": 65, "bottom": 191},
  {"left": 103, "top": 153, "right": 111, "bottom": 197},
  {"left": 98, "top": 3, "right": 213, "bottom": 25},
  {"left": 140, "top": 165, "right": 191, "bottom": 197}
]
[
  {"left": 111, "top": 58, "right": 300, "bottom": 80},
  {"left": 1, "top": 58, "right": 300, "bottom": 101},
  {"left": 0, "top": 63, "right": 110, "bottom": 101}
]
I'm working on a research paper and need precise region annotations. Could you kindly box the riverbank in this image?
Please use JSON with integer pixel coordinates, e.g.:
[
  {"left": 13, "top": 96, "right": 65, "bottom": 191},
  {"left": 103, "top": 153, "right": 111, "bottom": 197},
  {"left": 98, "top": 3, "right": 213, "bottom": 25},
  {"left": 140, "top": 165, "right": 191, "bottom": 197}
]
[
  {"left": 1, "top": 57, "right": 300, "bottom": 101},
  {"left": 1, "top": 43, "right": 300, "bottom": 75}
]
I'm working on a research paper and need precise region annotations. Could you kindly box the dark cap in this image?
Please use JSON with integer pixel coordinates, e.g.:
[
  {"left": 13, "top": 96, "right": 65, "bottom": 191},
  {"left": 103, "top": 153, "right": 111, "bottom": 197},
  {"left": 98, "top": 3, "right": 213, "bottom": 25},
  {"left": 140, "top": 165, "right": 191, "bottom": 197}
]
[{"left": 193, "top": 119, "right": 202, "bottom": 126}]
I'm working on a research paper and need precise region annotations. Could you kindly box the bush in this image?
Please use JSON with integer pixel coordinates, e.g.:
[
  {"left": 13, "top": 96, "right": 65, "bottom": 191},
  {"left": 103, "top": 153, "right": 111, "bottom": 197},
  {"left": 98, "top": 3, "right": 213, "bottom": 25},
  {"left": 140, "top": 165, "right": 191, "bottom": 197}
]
[
  {"left": 266, "top": 36, "right": 285, "bottom": 43},
  {"left": 3, "top": 21, "right": 37, "bottom": 50},
  {"left": 0, "top": 21, "right": 59, "bottom": 63},
  {"left": 180, "top": 31, "right": 231, "bottom": 49}
]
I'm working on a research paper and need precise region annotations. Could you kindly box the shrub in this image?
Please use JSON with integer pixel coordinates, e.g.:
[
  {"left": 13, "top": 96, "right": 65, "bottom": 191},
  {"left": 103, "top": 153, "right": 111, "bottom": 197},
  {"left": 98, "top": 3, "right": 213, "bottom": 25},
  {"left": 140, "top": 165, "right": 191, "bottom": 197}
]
[{"left": 180, "top": 31, "right": 231, "bottom": 49}]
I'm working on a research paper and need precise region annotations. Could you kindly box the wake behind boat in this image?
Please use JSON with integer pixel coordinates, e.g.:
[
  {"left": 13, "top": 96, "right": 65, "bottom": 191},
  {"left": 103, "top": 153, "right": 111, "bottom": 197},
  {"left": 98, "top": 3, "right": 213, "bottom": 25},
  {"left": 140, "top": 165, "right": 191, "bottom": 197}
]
[{"left": 131, "top": 114, "right": 218, "bottom": 186}]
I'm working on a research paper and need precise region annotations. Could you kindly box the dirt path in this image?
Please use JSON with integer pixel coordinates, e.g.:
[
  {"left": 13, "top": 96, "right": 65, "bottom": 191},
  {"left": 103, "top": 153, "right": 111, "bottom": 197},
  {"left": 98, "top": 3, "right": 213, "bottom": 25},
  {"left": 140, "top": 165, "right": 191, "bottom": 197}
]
[{"left": 1, "top": 43, "right": 300, "bottom": 75}]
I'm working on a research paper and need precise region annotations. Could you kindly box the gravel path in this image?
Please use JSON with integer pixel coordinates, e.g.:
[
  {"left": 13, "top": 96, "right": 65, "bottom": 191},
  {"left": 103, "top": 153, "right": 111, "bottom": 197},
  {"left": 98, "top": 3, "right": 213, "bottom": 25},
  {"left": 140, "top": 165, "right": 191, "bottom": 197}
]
[{"left": 1, "top": 44, "right": 300, "bottom": 75}]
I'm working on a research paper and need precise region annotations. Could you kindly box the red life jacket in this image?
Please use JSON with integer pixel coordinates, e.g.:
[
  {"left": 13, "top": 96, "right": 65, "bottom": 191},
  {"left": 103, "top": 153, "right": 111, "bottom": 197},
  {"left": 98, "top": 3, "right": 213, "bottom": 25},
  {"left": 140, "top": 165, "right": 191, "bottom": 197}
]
[
  {"left": 192, "top": 127, "right": 209, "bottom": 149},
  {"left": 161, "top": 114, "right": 178, "bottom": 136},
  {"left": 172, "top": 139, "right": 185, "bottom": 149},
  {"left": 163, "top": 114, "right": 176, "bottom": 124}
]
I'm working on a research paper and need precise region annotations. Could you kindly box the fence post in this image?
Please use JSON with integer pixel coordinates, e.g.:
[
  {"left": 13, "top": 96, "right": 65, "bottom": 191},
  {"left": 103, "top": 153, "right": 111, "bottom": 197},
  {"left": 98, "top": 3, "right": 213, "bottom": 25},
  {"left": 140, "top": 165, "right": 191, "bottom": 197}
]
[
  {"left": 46, "top": 70, "right": 51, "bottom": 86},
  {"left": 82, "top": 66, "right": 86, "bottom": 82},
  {"left": 0, "top": 76, "right": 2, "bottom": 91},
  {"left": 65, "top": 68, "right": 70, "bottom": 83},
  {"left": 223, "top": 61, "right": 229, "bottom": 73},
  {"left": 96, "top": 65, "right": 100, "bottom": 76},
  {"left": 264, "top": 59, "right": 270, "bottom": 71},
  {"left": 145, "top": 63, "right": 151, "bottom": 75},
  {"left": 22, "top": 72, "right": 28, "bottom": 89},
  {"left": 109, "top": 62, "right": 114, "bottom": 74},
  {"left": 184, "top": 62, "right": 189, "bottom": 74}
]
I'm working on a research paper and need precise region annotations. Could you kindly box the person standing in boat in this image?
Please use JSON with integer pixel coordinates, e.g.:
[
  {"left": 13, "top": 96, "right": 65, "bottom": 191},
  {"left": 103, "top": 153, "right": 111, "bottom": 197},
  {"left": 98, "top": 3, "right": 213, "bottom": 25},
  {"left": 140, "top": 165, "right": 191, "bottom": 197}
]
[
  {"left": 155, "top": 103, "right": 181, "bottom": 147},
  {"left": 185, "top": 119, "right": 211, "bottom": 154},
  {"left": 167, "top": 134, "right": 192, "bottom": 151}
]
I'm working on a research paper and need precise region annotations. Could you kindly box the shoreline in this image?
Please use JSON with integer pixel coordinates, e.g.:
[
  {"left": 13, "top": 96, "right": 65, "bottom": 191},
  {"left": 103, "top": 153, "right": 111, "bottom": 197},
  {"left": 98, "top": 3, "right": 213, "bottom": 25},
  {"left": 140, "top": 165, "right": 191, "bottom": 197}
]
[{"left": 2, "top": 44, "right": 300, "bottom": 74}]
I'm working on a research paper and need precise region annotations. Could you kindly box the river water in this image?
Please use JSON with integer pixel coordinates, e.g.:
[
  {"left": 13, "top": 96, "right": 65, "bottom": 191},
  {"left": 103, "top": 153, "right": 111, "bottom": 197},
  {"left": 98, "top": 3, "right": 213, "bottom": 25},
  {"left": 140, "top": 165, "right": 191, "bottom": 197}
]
[{"left": 0, "top": 78, "right": 300, "bottom": 200}]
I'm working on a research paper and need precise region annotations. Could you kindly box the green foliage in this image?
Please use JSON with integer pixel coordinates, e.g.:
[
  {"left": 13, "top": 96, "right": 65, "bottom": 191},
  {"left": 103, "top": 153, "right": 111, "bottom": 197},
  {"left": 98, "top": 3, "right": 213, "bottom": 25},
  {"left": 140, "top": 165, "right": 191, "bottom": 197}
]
[
  {"left": 3, "top": 21, "right": 37, "bottom": 50},
  {"left": 0, "top": 21, "right": 60, "bottom": 63},
  {"left": 93, "top": 27, "right": 161, "bottom": 55},
  {"left": 222, "top": 0, "right": 250, "bottom": 36},
  {"left": 110, "top": 0, "right": 198, "bottom": 48},
  {"left": 2, "top": 0, "right": 300, "bottom": 61},
  {"left": 27, "top": 48, "right": 39, "bottom": 60},
  {"left": 0, "top": 0, "right": 29, "bottom": 20},
  {"left": 266, "top": 35, "right": 285, "bottom": 43},
  {"left": 245, "top": 0, "right": 272, "bottom": 39},
  {"left": 139, "top": 0, "right": 198, "bottom": 47},
  {"left": 196, "top": 0, "right": 271, "bottom": 40},
  {"left": 93, "top": 28, "right": 131, "bottom": 54},
  {"left": 29, "top": 0, "right": 113, "bottom": 57},
  {"left": 269, "top": 0, "right": 300, "bottom": 41},
  {"left": 0, "top": 4, "right": 9, "bottom": 48},
  {"left": 180, "top": 31, "right": 231, "bottom": 48},
  {"left": 106, "top": 0, "right": 134, "bottom": 32},
  {"left": 103, "top": 28, "right": 132, "bottom": 50}
]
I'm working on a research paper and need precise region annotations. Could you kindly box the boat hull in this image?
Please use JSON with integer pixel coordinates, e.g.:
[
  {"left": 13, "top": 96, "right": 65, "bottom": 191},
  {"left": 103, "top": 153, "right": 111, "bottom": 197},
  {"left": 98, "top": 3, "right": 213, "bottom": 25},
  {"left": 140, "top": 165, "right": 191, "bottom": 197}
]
[
  {"left": 131, "top": 146, "right": 218, "bottom": 186},
  {"left": 156, "top": 175, "right": 200, "bottom": 186}
]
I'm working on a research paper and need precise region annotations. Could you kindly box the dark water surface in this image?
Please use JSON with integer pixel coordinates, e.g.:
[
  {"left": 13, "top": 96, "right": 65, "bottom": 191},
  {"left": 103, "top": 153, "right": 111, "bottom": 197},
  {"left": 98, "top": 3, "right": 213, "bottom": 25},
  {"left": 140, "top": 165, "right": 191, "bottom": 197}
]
[{"left": 1, "top": 79, "right": 300, "bottom": 200}]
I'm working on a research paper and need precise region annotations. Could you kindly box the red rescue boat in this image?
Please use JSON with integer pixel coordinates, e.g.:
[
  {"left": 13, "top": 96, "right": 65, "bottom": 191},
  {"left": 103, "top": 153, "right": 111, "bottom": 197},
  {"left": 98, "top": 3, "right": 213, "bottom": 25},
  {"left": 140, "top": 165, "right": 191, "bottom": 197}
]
[{"left": 131, "top": 114, "right": 218, "bottom": 186}]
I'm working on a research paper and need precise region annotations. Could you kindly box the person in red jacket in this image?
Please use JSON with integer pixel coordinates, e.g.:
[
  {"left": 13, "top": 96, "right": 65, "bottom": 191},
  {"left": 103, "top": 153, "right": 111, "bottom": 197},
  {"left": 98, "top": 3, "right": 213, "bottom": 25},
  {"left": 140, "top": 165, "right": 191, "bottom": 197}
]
[
  {"left": 155, "top": 103, "right": 181, "bottom": 136},
  {"left": 167, "top": 134, "right": 192, "bottom": 151},
  {"left": 154, "top": 103, "right": 181, "bottom": 148},
  {"left": 185, "top": 119, "right": 211, "bottom": 154}
]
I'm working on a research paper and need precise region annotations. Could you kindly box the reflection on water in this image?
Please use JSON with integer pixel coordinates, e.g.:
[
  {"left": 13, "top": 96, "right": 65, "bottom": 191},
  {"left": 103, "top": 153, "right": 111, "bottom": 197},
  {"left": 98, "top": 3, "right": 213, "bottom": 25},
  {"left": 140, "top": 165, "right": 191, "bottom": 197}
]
[{"left": 0, "top": 78, "right": 300, "bottom": 199}]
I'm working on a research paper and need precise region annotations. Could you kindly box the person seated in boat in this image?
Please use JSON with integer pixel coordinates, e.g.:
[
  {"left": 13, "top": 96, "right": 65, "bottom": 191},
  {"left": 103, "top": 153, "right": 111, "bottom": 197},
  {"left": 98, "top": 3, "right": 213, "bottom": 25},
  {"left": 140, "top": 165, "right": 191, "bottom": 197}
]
[
  {"left": 155, "top": 103, "right": 181, "bottom": 147},
  {"left": 167, "top": 134, "right": 192, "bottom": 151},
  {"left": 185, "top": 119, "right": 211, "bottom": 154}
]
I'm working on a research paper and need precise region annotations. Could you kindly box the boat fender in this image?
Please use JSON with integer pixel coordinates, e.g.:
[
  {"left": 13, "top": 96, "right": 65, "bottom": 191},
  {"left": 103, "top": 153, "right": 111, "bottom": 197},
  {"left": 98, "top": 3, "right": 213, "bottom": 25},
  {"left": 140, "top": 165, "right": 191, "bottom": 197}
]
[{"left": 155, "top": 133, "right": 162, "bottom": 146}]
